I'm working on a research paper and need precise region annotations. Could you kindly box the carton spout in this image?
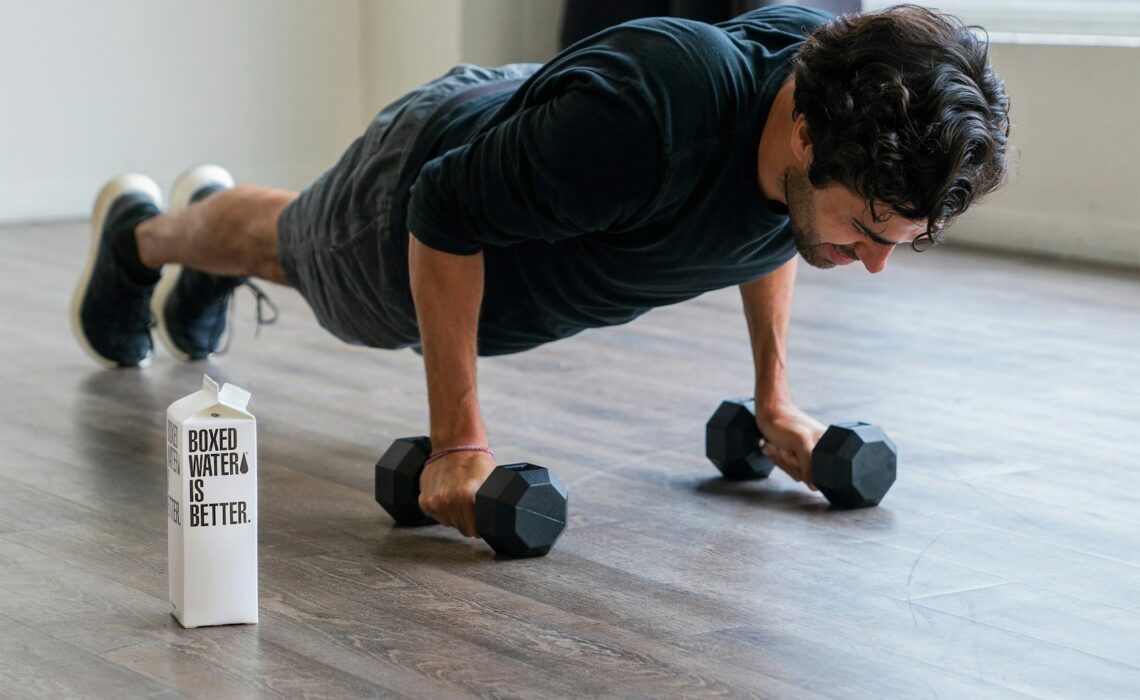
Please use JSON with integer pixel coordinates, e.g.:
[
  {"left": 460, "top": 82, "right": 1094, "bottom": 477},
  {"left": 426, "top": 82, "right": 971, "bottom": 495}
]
[{"left": 219, "top": 383, "right": 251, "bottom": 411}]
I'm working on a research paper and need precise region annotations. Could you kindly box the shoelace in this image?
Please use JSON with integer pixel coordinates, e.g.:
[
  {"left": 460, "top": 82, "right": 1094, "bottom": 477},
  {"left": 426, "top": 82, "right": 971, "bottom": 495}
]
[
  {"left": 214, "top": 279, "right": 280, "bottom": 356},
  {"left": 245, "top": 279, "right": 280, "bottom": 335}
]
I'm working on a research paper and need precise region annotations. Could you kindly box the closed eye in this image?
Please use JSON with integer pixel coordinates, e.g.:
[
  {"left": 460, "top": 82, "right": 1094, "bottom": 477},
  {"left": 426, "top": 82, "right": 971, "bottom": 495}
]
[{"left": 852, "top": 218, "right": 905, "bottom": 247}]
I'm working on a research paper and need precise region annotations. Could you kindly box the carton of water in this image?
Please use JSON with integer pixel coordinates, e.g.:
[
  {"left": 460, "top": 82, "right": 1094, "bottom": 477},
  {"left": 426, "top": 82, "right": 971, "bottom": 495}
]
[{"left": 167, "top": 374, "right": 258, "bottom": 628}]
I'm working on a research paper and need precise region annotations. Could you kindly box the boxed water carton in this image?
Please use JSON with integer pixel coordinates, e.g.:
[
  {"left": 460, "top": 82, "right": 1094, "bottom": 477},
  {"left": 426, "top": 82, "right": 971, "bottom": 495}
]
[{"left": 167, "top": 374, "right": 258, "bottom": 628}]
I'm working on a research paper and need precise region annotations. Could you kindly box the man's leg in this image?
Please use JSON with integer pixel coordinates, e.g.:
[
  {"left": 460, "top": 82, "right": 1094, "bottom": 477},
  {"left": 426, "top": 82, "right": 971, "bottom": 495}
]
[{"left": 137, "top": 185, "right": 297, "bottom": 285}]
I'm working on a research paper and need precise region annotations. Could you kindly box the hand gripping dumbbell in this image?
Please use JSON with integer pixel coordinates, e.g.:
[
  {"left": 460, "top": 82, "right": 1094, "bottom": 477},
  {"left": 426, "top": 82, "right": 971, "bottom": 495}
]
[
  {"left": 705, "top": 398, "right": 897, "bottom": 508},
  {"left": 375, "top": 436, "right": 569, "bottom": 558}
]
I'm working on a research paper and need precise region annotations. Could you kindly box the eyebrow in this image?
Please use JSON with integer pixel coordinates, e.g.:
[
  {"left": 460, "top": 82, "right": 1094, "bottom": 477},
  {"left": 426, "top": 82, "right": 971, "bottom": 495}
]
[{"left": 852, "top": 218, "right": 906, "bottom": 246}]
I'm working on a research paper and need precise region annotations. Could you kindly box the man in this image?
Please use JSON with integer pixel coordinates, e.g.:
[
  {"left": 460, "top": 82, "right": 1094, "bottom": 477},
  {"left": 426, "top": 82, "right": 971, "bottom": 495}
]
[{"left": 72, "top": 5, "right": 1010, "bottom": 538}]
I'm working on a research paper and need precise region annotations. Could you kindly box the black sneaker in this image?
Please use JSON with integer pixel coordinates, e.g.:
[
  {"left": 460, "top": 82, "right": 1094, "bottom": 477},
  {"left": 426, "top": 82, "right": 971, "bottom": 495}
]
[
  {"left": 152, "top": 165, "right": 243, "bottom": 361},
  {"left": 70, "top": 174, "right": 164, "bottom": 368}
]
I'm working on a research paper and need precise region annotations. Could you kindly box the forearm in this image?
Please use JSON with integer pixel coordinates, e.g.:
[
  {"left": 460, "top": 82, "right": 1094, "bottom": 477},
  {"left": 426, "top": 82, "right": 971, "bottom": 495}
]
[
  {"left": 408, "top": 233, "right": 487, "bottom": 447},
  {"left": 739, "top": 257, "right": 797, "bottom": 412}
]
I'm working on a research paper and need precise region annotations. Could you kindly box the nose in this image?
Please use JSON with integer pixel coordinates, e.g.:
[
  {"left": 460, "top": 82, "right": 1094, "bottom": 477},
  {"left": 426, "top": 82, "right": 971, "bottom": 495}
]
[{"left": 860, "top": 243, "right": 894, "bottom": 274}]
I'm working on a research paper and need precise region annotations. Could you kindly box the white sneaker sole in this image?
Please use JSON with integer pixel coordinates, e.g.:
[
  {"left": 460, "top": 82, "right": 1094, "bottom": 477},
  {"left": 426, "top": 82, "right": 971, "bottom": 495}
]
[
  {"left": 70, "top": 174, "right": 164, "bottom": 369},
  {"left": 169, "top": 163, "right": 235, "bottom": 210},
  {"left": 152, "top": 164, "right": 236, "bottom": 362}
]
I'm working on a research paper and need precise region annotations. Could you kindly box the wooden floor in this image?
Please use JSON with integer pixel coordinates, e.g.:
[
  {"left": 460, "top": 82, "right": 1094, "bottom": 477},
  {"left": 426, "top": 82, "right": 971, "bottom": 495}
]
[{"left": 2, "top": 220, "right": 1139, "bottom": 699}]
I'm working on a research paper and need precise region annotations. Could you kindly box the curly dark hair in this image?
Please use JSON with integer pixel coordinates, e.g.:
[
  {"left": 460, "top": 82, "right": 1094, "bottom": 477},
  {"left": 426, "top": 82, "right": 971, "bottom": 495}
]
[{"left": 791, "top": 4, "right": 1011, "bottom": 249}]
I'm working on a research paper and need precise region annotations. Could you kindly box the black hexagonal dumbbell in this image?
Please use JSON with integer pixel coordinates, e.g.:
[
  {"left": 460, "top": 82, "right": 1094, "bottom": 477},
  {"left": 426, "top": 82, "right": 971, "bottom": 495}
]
[
  {"left": 375, "top": 436, "right": 569, "bottom": 558},
  {"left": 705, "top": 398, "right": 897, "bottom": 508}
]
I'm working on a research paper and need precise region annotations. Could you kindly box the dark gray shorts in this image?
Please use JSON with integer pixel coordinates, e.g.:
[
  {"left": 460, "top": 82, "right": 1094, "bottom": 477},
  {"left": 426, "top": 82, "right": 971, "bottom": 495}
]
[{"left": 276, "top": 63, "right": 540, "bottom": 349}]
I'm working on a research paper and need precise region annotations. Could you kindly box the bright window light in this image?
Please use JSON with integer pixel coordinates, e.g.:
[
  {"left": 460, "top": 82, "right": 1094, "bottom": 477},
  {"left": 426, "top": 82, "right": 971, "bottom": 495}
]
[{"left": 861, "top": 1, "right": 1140, "bottom": 40}]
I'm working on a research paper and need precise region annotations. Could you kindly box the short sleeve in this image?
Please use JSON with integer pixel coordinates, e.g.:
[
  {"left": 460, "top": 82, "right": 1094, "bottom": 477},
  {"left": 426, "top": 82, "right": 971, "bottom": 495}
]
[{"left": 406, "top": 69, "right": 663, "bottom": 255}]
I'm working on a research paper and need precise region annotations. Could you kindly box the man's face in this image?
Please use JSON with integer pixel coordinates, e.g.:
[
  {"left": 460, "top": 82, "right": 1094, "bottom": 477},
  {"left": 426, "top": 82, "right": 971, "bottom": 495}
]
[{"left": 783, "top": 165, "right": 928, "bottom": 273}]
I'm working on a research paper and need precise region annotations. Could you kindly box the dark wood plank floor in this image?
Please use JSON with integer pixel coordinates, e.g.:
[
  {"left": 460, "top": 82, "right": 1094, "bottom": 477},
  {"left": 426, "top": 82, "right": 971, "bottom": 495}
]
[{"left": 2, "top": 220, "right": 1139, "bottom": 699}]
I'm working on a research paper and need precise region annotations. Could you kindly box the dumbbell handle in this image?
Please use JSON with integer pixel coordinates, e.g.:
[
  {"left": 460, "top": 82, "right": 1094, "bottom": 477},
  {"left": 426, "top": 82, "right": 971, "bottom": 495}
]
[
  {"left": 717, "top": 397, "right": 871, "bottom": 466},
  {"left": 377, "top": 436, "right": 567, "bottom": 557},
  {"left": 410, "top": 459, "right": 516, "bottom": 535},
  {"left": 707, "top": 397, "right": 897, "bottom": 508}
]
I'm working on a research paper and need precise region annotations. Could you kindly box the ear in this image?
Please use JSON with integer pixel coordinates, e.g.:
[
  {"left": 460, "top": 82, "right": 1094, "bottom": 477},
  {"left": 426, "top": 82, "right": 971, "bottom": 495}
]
[{"left": 790, "top": 113, "right": 813, "bottom": 166}]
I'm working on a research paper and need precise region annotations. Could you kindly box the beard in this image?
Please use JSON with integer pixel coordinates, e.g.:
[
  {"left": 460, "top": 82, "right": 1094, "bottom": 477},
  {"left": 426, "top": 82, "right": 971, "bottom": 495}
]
[{"left": 784, "top": 166, "right": 846, "bottom": 270}]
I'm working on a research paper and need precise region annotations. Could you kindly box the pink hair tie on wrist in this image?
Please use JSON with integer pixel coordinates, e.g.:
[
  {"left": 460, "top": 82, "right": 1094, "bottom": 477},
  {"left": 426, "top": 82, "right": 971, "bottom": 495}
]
[{"left": 424, "top": 445, "right": 495, "bottom": 466}]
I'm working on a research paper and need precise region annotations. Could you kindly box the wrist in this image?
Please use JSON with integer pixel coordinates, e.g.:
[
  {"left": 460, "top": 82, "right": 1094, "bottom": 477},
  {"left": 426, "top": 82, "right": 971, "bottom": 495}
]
[
  {"left": 430, "top": 421, "right": 488, "bottom": 449},
  {"left": 754, "top": 384, "right": 793, "bottom": 417},
  {"left": 427, "top": 395, "right": 487, "bottom": 448},
  {"left": 425, "top": 445, "right": 494, "bottom": 466},
  {"left": 431, "top": 432, "right": 489, "bottom": 449}
]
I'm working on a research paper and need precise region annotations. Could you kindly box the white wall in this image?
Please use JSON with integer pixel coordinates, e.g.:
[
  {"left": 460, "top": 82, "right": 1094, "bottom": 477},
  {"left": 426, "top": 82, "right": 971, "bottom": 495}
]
[
  {"left": 949, "top": 41, "right": 1140, "bottom": 268},
  {"left": 0, "top": 0, "right": 562, "bottom": 224},
  {"left": 4, "top": 1, "right": 1137, "bottom": 269},
  {"left": 460, "top": 0, "right": 563, "bottom": 71},
  {"left": 359, "top": 0, "right": 561, "bottom": 119},
  {"left": 359, "top": 0, "right": 464, "bottom": 121},
  {"left": 0, "top": 0, "right": 365, "bottom": 223}
]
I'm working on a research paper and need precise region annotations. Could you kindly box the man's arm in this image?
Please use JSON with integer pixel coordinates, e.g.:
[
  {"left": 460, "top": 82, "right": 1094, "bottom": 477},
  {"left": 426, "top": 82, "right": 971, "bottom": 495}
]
[
  {"left": 407, "top": 234, "right": 497, "bottom": 537},
  {"left": 740, "top": 257, "right": 797, "bottom": 412},
  {"left": 739, "top": 257, "right": 824, "bottom": 489}
]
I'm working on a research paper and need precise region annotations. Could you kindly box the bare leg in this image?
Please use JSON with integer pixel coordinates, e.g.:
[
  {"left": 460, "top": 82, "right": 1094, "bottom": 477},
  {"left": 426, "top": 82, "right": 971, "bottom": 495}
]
[{"left": 135, "top": 185, "right": 297, "bottom": 285}]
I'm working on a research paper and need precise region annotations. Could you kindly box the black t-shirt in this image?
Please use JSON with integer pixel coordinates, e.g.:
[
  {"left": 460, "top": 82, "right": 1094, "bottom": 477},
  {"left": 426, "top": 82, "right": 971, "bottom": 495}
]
[{"left": 405, "top": 6, "right": 832, "bottom": 356}]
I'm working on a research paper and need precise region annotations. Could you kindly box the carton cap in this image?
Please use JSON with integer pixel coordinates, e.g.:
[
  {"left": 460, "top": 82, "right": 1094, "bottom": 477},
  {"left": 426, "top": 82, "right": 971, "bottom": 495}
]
[
  {"left": 202, "top": 374, "right": 251, "bottom": 412},
  {"left": 219, "top": 383, "right": 251, "bottom": 411}
]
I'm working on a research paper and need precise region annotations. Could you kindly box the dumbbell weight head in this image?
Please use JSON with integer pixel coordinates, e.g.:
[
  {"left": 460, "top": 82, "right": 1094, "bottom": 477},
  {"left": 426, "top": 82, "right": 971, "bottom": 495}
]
[
  {"left": 812, "top": 422, "right": 897, "bottom": 508},
  {"left": 705, "top": 398, "right": 776, "bottom": 480},
  {"left": 476, "top": 464, "right": 568, "bottom": 558},
  {"left": 374, "top": 436, "right": 436, "bottom": 526}
]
